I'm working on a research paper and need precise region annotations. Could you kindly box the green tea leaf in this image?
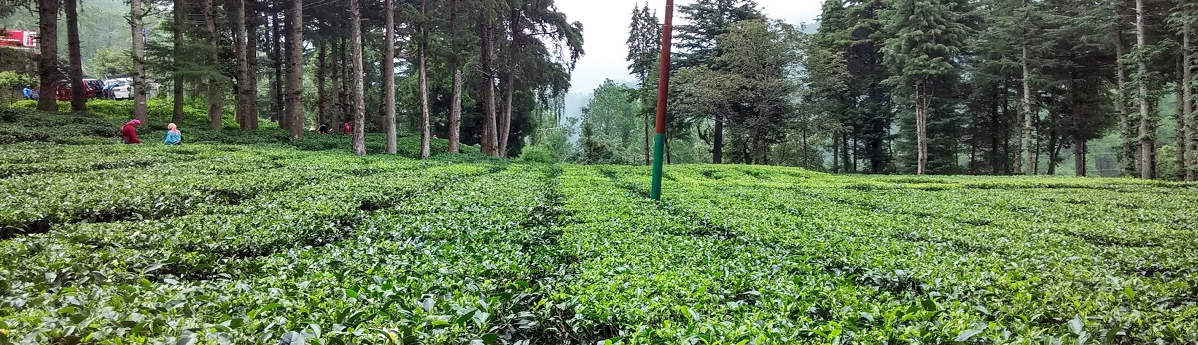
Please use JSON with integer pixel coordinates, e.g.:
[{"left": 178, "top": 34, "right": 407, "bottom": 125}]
[{"left": 955, "top": 328, "right": 983, "bottom": 342}]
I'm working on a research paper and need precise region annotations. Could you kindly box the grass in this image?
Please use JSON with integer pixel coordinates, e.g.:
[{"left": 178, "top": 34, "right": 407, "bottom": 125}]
[{"left": 0, "top": 107, "right": 1195, "bottom": 344}]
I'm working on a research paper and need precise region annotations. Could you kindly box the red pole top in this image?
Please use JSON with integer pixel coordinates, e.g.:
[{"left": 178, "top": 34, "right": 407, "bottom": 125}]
[{"left": 654, "top": 0, "right": 674, "bottom": 135}]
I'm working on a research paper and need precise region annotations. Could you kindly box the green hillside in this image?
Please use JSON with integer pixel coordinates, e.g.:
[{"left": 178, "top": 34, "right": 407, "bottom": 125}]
[{"left": 1, "top": 108, "right": 1196, "bottom": 344}]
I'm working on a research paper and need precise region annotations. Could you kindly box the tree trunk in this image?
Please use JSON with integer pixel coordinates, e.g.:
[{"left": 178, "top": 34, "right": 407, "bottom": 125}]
[
  {"left": 172, "top": 0, "right": 185, "bottom": 124},
  {"left": 1033, "top": 126, "right": 1042, "bottom": 173},
  {"left": 1147, "top": 101, "right": 1159, "bottom": 176},
  {"left": 644, "top": 104, "right": 650, "bottom": 165},
  {"left": 758, "top": 124, "right": 769, "bottom": 165},
  {"left": 1115, "top": 18, "right": 1135, "bottom": 176},
  {"left": 203, "top": 0, "right": 223, "bottom": 131},
  {"left": 852, "top": 133, "right": 859, "bottom": 172},
  {"left": 1137, "top": 0, "right": 1154, "bottom": 179},
  {"left": 130, "top": 0, "right": 148, "bottom": 121},
  {"left": 1178, "top": 55, "right": 1188, "bottom": 180},
  {"left": 204, "top": 86, "right": 224, "bottom": 130},
  {"left": 449, "top": 68, "right": 463, "bottom": 154},
  {"left": 1048, "top": 131, "right": 1063, "bottom": 175},
  {"left": 448, "top": 0, "right": 462, "bottom": 154},
  {"left": 287, "top": 0, "right": 304, "bottom": 138},
  {"left": 915, "top": 84, "right": 929, "bottom": 175},
  {"left": 480, "top": 15, "right": 499, "bottom": 156},
  {"left": 342, "top": 35, "right": 351, "bottom": 127},
  {"left": 36, "top": 0, "right": 58, "bottom": 112},
  {"left": 1046, "top": 118, "right": 1059, "bottom": 175},
  {"left": 713, "top": 115, "right": 724, "bottom": 164},
  {"left": 330, "top": 35, "right": 343, "bottom": 131},
  {"left": 666, "top": 136, "right": 672, "bottom": 164},
  {"left": 279, "top": 0, "right": 290, "bottom": 130},
  {"left": 969, "top": 119, "right": 977, "bottom": 174},
  {"left": 272, "top": 2, "right": 285, "bottom": 126},
  {"left": 741, "top": 140, "right": 751, "bottom": 165},
  {"left": 801, "top": 127, "right": 809, "bottom": 168},
  {"left": 832, "top": 130, "right": 840, "bottom": 173},
  {"left": 65, "top": 0, "right": 86, "bottom": 112},
  {"left": 417, "top": 0, "right": 431, "bottom": 158},
  {"left": 1069, "top": 69, "right": 1084, "bottom": 177},
  {"left": 500, "top": 7, "right": 521, "bottom": 157},
  {"left": 373, "top": 42, "right": 386, "bottom": 128},
  {"left": 418, "top": 47, "right": 430, "bottom": 158},
  {"left": 317, "top": 35, "right": 327, "bottom": 129},
  {"left": 350, "top": 0, "right": 366, "bottom": 156},
  {"left": 1012, "top": 89, "right": 1023, "bottom": 174},
  {"left": 841, "top": 133, "right": 851, "bottom": 173},
  {"left": 763, "top": 140, "right": 770, "bottom": 165},
  {"left": 998, "top": 84, "right": 1009, "bottom": 174},
  {"left": 1186, "top": 27, "right": 1196, "bottom": 182},
  {"left": 247, "top": 0, "right": 261, "bottom": 130},
  {"left": 234, "top": 0, "right": 252, "bottom": 130},
  {"left": 1020, "top": 13, "right": 1034, "bottom": 176},
  {"left": 383, "top": 0, "right": 397, "bottom": 153},
  {"left": 1074, "top": 138, "right": 1086, "bottom": 177},
  {"left": 263, "top": 4, "right": 275, "bottom": 119}
]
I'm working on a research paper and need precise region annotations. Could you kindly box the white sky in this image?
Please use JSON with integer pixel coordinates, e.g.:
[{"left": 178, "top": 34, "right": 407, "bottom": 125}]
[{"left": 556, "top": 0, "right": 822, "bottom": 94}]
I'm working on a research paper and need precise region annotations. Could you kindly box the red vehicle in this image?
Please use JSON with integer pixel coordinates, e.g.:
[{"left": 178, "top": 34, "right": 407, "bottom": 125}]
[{"left": 55, "top": 79, "right": 104, "bottom": 101}]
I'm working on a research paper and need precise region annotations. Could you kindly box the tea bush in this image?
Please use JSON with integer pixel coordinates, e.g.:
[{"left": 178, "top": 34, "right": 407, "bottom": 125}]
[{"left": 1, "top": 108, "right": 1196, "bottom": 344}]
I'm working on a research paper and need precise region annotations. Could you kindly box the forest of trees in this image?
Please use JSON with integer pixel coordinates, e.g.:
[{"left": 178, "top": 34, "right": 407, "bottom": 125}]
[
  {"left": 570, "top": 0, "right": 1197, "bottom": 180},
  {"left": 6, "top": 0, "right": 1198, "bottom": 180},
  {"left": 4, "top": 0, "right": 583, "bottom": 158}
]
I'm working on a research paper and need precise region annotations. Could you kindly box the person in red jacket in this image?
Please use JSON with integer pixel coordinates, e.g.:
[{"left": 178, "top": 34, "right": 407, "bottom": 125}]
[
  {"left": 121, "top": 119, "right": 142, "bottom": 144},
  {"left": 342, "top": 123, "right": 352, "bottom": 135}
]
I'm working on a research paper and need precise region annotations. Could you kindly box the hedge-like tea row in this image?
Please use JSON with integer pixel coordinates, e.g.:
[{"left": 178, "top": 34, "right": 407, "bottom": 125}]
[{"left": 1, "top": 112, "right": 1195, "bottom": 343}]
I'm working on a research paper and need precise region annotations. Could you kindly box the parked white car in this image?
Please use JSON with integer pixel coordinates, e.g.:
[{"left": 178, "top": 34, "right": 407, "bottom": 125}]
[{"left": 105, "top": 78, "right": 133, "bottom": 100}]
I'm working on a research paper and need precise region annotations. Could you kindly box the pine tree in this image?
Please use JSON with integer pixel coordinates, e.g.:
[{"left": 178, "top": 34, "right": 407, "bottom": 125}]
[
  {"left": 245, "top": 0, "right": 261, "bottom": 130},
  {"left": 1184, "top": 2, "right": 1198, "bottom": 181},
  {"left": 172, "top": 0, "right": 186, "bottom": 124},
  {"left": 287, "top": 0, "right": 304, "bottom": 138},
  {"left": 1172, "top": 0, "right": 1197, "bottom": 181},
  {"left": 446, "top": 0, "right": 467, "bottom": 154},
  {"left": 234, "top": 0, "right": 254, "bottom": 130},
  {"left": 810, "top": 0, "right": 858, "bottom": 172},
  {"left": 674, "top": 0, "right": 763, "bottom": 69},
  {"left": 1136, "top": 0, "right": 1155, "bottom": 179},
  {"left": 498, "top": 0, "right": 521, "bottom": 157},
  {"left": 673, "top": 0, "right": 763, "bottom": 163},
  {"left": 1113, "top": 0, "right": 1137, "bottom": 176},
  {"left": 884, "top": 0, "right": 967, "bottom": 175},
  {"left": 1032, "top": 0, "right": 1117, "bottom": 177},
  {"left": 627, "top": 3, "right": 661, "bottom": 83},
  {"left": 316, "top": 31, "right": 328, "bottom": 129},
  {"left": 801, "top": 9, "right": 852, "bottom": 171},
  {"left": 384, "top": 0, "right": 398, "bottom": 154},
  {"left": 36, "top": 0, "right": 58, "bottom": 112},
  {"left": 845, "top": 0, "right": 895, "bottom": 174},
  {"left": 626, "top": 3, "right": 661, "bottom": 165},
  {"left": 130, "top": 0, "right": 148, "bottom": 121},
  {"left": 418, "top": 0, "right": 431, "bottom": 158},
  {"left": 65, "top": 0, "right": 86, "bottom": 112},
  {"left": 1019, "top": 0, "right": 1035, "bottom": 175},
  {"left": 479, "top": 4, "right": 500, "bottom": 156},
  {"left": 350, "top": 0, "right": 366, "bottom": 156},
  {"left": 271, "top": 0, "right": 285, "bottom": 126}
]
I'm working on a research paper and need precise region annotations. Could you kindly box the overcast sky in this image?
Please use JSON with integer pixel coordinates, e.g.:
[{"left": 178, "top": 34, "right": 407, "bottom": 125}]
[{"left": 556, "top": 0, "right": 822, "bottom": 95}]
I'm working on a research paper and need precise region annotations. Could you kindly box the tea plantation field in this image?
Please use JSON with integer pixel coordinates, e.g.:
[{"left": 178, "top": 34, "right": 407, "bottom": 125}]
[{"left": 2, "top": 110, "right": 1197, "bottom": 344}]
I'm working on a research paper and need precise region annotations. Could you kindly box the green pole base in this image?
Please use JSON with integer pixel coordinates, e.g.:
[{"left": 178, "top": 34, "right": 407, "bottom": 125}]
[{"left": 650, "top": 133, "right": 665, "bottom": 200}]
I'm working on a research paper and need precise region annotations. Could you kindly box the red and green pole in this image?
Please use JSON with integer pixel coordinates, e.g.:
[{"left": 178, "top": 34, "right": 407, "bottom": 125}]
[{"left": 650, "top": 0, "right": 674, "bottom": 200}]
